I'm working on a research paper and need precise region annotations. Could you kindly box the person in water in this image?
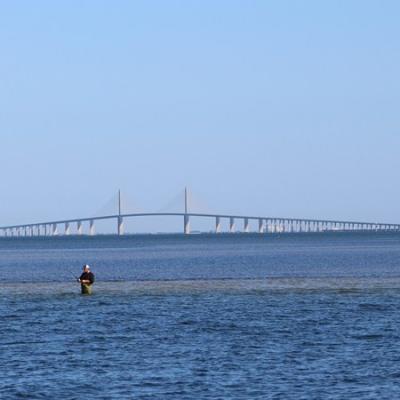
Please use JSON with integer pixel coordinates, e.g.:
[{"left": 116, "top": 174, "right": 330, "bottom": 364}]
[{"left": 78, "top": 264, "right": 95, "bottom": 295}]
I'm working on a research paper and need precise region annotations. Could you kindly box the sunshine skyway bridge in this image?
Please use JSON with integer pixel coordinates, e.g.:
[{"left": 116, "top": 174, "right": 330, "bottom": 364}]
[{"left": 0, "top": 212, "right": 399, "bottom": 237}]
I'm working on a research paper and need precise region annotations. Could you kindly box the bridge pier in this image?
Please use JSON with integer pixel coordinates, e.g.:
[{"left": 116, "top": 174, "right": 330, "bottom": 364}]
[
  {"left": 270, "top": 220, "right": 275, "bottom": 233},
  {"left": 65, "top": 222, "right": 70, "bottom": 235},
  {"left": 77, "top": 221, "right": 83, "bottom": 235},
  {"left": 118, "top": 216, "right": 124, "bottom": 236},
  {"left": 184, "top": 215, "right": 190, "bottom": 235},
  {"left": 229, "top": 217, "right": 235, "bottom": 233},
  {"left": 215, "top": 216, "right": 221, "bottom": 233},
  {"left": 258, "top": 218, "right": 264, "bottom": 233},
  {"left": 89, "top": 220, "right": 95, "bottom": 236},
  {"left": 244, "top": 218, "right": 250, "bottom": 233},
  {"left": 52, "top": 223, "right": 58, "bottom": 236}
]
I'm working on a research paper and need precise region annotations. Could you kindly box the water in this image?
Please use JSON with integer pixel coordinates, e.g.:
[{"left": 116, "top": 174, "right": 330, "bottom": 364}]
[{"left": 1, "top": 233, "right": 400, "bottom": 399}]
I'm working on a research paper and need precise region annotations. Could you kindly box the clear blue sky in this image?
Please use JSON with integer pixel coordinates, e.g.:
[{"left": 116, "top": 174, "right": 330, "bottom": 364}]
[{"left": 1, "top": 1, "right": 399, "bottom": 231}]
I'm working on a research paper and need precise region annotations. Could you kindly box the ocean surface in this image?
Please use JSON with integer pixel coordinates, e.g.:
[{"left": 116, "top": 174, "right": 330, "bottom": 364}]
[{"left": 2, "top": 232, "right": 400, "bottom": 399}]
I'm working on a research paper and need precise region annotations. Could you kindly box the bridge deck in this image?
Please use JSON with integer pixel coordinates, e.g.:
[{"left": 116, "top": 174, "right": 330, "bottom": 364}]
[{"left": 0, "top": 212, "right": 399, "bottom": 233}]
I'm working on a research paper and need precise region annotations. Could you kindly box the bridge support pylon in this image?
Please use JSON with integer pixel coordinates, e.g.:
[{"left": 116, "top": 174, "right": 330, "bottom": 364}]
[
  {"left": 184, "top": 214, "right": 190, "bottom": 235},
  {"left": 229, "top": 217, "right": 235, "bottom": 233},
  {"left": 259, "top": 219, "right": 265, "bottom": 233},
  {"left": 215, "top": 216, "right": 221, "bottom": 233},
  {"left": 244, "top": 218, "right": 250, "bottom": 233},
  {"left": 89, "top": 220, "right": 95, "bottom": 236},
  {"left": 52, "top": 224, "right": 58, "bottom": 236},
  {"left": 118, "top": 216, "right": 124, "bottom": 236}
]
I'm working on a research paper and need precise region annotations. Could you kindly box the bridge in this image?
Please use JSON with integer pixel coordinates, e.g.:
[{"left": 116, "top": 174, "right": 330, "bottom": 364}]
[{"left": 0, "top": 188, "right": 399, "bottom": 237}]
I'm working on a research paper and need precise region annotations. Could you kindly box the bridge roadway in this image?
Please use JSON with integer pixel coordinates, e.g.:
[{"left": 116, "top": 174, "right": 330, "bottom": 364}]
[{"left": 0, "top": 212, "right": 400, "bottom": 237}]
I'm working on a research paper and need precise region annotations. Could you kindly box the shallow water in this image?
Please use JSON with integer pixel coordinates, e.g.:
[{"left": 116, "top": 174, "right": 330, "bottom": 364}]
[{"left": 1, "top": 233, "right": 400, "bottom": 399}]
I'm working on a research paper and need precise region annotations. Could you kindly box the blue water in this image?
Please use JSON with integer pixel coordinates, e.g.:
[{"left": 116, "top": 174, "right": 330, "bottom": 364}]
[{"left": 2, "top": 233, "right": 400, "bottom": 399}]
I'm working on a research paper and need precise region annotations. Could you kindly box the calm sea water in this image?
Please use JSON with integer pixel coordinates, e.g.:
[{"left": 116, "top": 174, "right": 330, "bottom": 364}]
[{"left": 2, "top": 233, "right": 400, "bottom": 399}]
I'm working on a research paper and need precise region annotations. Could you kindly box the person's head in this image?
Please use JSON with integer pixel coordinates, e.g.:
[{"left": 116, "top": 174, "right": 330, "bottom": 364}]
[{"left": 83, "top": 264, "right": 90, "bottom": 272}]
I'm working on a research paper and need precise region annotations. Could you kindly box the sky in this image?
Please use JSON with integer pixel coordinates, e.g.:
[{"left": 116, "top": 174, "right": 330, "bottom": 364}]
[{"left": 0, "top": 1, "right": 400, "bottom": 232}]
